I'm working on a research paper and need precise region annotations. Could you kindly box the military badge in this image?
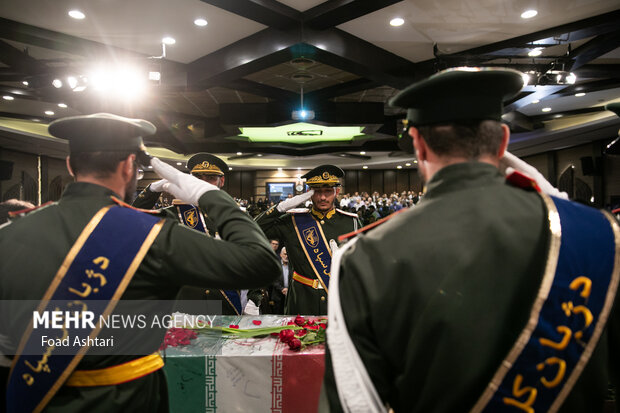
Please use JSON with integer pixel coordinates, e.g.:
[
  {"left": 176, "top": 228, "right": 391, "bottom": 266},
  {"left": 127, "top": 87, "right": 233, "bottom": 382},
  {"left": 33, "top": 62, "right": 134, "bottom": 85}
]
[
  {"left": 183, "top": 208, "right": 198, "bottom": 228},
  {"left": 303, "top": 227, "right": 319, "bottom": 248}
]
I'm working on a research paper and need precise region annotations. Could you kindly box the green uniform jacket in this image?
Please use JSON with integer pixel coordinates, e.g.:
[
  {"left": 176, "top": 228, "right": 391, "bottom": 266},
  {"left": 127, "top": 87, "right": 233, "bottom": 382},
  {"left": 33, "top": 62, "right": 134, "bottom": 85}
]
[
  {"left": 324, "top": 162, "right": 620, "bottom": 413},
  {"left": 256, "top": 205, "right": 360, "bottom": 315},
  {"left": 133, "top": 185, "right": 240, "bottom": 315},
  {"left": 0, "top": 182, "right": 279, "bottom": 412}
]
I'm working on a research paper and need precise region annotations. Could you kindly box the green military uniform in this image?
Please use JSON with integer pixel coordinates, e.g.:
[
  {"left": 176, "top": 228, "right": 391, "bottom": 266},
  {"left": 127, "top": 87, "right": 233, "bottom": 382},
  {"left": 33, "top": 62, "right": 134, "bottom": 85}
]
[
  {"left": 133, "top": 153, "right": 243, "bottom": 315},
  {"left": 256, "top": 165, "right": 360, "bottom": 315},
  {"left": 323, "top": 69, "right": 620, "bottom": 413},
  {"left": 0, "top": 114, "right": 279, "bottom": 412}
]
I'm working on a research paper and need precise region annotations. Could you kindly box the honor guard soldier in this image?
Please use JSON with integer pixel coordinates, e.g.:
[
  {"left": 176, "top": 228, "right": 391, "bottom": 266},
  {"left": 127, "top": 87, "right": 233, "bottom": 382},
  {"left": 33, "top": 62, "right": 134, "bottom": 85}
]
[
  {"left": 323, "top": 69, "right": 620, "bottom": 413},
  {"left": 134, "top": 153, "right": 245, "bottom": 315},
  {"left": 0, "top": 113, "right": 279, "bottom": 413},
  {"left": 256, "top": 165, "right": 360, "bottom": 315}
]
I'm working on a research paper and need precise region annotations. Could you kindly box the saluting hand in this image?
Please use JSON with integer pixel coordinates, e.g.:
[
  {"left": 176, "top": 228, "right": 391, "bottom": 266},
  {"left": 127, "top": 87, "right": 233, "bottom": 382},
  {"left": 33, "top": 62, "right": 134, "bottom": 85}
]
[
  {"left": 276, "top": 190, "right": 314, "bottom": 213},
  {"left": 151, "top": 157, "right": 219, "bottom": 205}
]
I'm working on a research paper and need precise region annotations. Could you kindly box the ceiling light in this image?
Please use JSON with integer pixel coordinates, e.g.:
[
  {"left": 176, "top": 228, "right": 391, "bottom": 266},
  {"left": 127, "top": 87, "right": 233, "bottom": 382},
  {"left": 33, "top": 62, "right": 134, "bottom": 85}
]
[
  {"left": 528, "top": 48, "right": 543, "bottom": 57},
  {"left": 236, "top": 152, "right": 242, "bottom": 155},
  {"left": 194, "top": 18, "right": 207, "bottom": 27},
  {"left": 542, "top": 107, "right": 552, "bottom": 112},
  {"left": 148, "top": 71, "right": 161, "bottom": 81},
  {"left": 405, "top": 163, "right": 411, "bottom": 166},
  {"left": 396, "top": 165, "right": 402, "bottom": 169},
  {"left": 148, "top": 165, "right": 153, "bottom": 169},
  {"left": 277, "top": 167, "right": 282, "bottom": 172},
  {"left": 414, "top": 160, "right": 418, "bottom": 163},
  {"left": 73, "top": 86, "right": 86, "bottom": 92},
  {"left": 555, "top": 114, "right": 563, "bottom": 118},
  {"left": 3, "top": 95, "right": 14, "bottom": 101},
  {"left": 575, "top": 92, "right": 586, "bottom": 97},
  {"left": 67, "top": 76, "right": 78, "bottom": 89},
  {"left": 362, "top": 166, "right": 368, "bottom": 169},
  {"left": 58, "top": 103, "right": 67, "bottom": 108},
  {"left": 390, "top": 17, "right": 404, "bottom": 27},
  {"left": 521, "top": 10, "right": 538, "bottom": 19},
  {"left": 257, "top": 154, "right": 263, "bottom": 157},
  {"left": 176, "top": 162, "right": 182, "bottom": 166},
  {"left": 531, "top": 99, "right": 540, "bottom": 104},
  {"left": 359, "top": 151, "right": 366, "bottom": 155},
  {"left": 68, "top": 10, "right": 85, "bottom": 19},
  {"left": 52, "top": 79, "right": 63, "bottom": 88},
  {"left": 22, "top": 81, "right": 28, "bottom": 86},
  {"left": 44, "top": 110, "right": 55, "bottom": 116},
  {"left": 521, "top": 73, "right": 530, "bottom": 86},
  {"left": 162, "top": 37, "right": 176, "bottom": 45},
  {"left": 565, "top": 72, "right": 577, "bottom": 84}
]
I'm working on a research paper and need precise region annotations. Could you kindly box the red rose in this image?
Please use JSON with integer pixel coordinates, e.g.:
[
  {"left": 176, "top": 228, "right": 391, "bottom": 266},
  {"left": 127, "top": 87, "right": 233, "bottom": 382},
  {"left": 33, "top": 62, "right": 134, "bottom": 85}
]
[
  {"left": 288, "top": 338, "right": 302, "bottom": 351},
  {"left": 295, "top": 329, "right": 307, "bottom": 337},
  {"left": 279, "top": 329, "right": 295, "bottom": 343},
  {"left": 306, "top": 325, "right": 319, "bottom": 330},
  {"left": 252, "top": 320, "right": 262, "bottom": 326},
  {"left": 319, "top": 323, "right": 327, "bottom": 329},
  {"left": 287, "top": 321, "right": 296, "bottom": 326},
  {"left": 270, "top": 332, "right": 279, "bottom": 336},
  {"left": 228, "top": 324, "right": 239, "bottom": 329},
  {"left": 294, "top": 315, "right": 306, "bottom": 326}
]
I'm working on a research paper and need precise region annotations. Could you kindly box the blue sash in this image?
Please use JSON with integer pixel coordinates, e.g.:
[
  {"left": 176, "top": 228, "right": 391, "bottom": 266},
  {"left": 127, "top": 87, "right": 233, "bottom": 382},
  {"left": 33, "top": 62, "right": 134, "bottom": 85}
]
[
  {"left": 292, "top": 213, "right": 332, "bottom": 291},
  {"left": 174, "top": 202, "right": 242, "bottom": 314},
  {"left": 471, "top": 194, "right": 620, "bottom": 413},
  {"left": 7, "top": 205, "right": 164, "bottom": 413},
  {"left": 175, "top": 203, "right": 208, "bottom": 234}
]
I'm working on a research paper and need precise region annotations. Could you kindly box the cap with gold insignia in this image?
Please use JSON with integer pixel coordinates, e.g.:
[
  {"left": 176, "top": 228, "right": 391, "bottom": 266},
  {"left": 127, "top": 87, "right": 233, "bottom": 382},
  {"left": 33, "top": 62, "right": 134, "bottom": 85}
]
[
  {"left": 187, "top": 153, "right": 228, "bottom": 177},
  {"left": 604, "top": 102, "right": 620, "bottom": 155},
  {"left": 302, "top": 164, "right": 344, "bottom": 188},
  {"left": 48, "top": 113, "right": 156, "bottom": 153},
  {"left": 390, "top": 67, "right": 524, "bottom": 152}
]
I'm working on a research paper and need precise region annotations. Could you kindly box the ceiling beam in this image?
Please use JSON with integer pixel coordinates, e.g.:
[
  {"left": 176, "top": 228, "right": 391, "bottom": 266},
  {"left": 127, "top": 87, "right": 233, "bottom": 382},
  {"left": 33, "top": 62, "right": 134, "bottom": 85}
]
[
  {"left": 187, "top": 28, "right": 300, "bottom": 88},
  {"left": 0, "top": 40, "right": 48, "bottom": 75},
  {"left": 303, "top": 0, "right": 404, "bottom": 30},
  {"left": 304, "top": 78, "right": 381, "bottom": 102},
  {"left": 199, "top": 0, "right": 300, "bottom": 30},
  {"left": 529, "top": 106, "right": 607, "bottom": 123},
  {"left": 223, "top": 78, "right": 298, "bottom": 102},
  {"left": 0, "top": 17, "right": 142, "bottom": 59},
  {"left": 569, "top": 29, "right": 620, "bottom": 71}
]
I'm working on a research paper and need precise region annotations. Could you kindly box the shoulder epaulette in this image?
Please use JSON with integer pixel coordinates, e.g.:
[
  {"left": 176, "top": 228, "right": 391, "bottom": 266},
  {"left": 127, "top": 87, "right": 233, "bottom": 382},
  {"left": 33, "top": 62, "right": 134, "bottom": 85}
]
[
  {"left": 288, "top": 208, "right": 310, "bottom": 214},
  {"left": 7, "top": 201, "right": 54, "bottom": 218},
  {"left": 336, "top": 208, "right": 358, "bottom": 218},
  {"left": 111, "top": 196, "right": 162, "bottom": 214},
  {"left": 338, "top": 208, "right": 408, "bottom": 242},
  {"left": 505, "top": 170, "right": 541, "bottom": 192}
]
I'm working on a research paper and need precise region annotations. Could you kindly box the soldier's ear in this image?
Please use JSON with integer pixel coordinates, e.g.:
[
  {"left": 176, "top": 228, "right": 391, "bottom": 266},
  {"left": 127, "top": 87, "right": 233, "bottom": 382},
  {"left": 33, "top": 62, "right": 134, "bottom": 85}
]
[
  {"left": 498, "top": 124, "right": 510, "bottom": 158},
  {"left": 66, "top": 156, "right": 75, "bottom": 178}
]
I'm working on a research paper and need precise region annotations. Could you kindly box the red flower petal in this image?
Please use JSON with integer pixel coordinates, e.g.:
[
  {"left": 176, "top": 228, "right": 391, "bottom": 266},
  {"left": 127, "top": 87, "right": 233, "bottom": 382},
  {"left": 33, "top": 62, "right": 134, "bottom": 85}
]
[{"left": 252, "top": 320, "right": 262, "bottom": 326}]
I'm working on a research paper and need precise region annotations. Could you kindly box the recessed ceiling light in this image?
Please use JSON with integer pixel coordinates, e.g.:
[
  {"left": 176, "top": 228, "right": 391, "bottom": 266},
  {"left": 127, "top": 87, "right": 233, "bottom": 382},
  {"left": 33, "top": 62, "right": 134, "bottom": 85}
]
[
  {"left": 58, "top": 103, "right": 67, "bottom": 108},
  {"left": 521, "top": 10, "right": 538, "bottom": 19},
  {"left": 359, "top": 151, "right": 366, "bottom": 155},
  {"left": 257, "top": 154, "right": 263, "bottom": 157},
  {"left": 405, "top": 163, "right": 411, "bottom": 167},
  {"left": 396, "top": 165, "right": 403, "bottom": 169},
  {"left": 148, "top": 165, "right": 153, "bottom": 169},
  {"left": 22, "top": 81, "right": 29, "bottom": 86},
  {"left": 390, "top": 17, "right": 405, "bottom": 27},
  {"left": 528, "top": 48, "right": 543, "bottom": 57},
  {"left": 3, "top": 95, "right": 14, "bottom": 101},
  {"left": 277, "top": 167, "right": 282, "bottom": 172},
  {"left": 542, "top": 107, "right": 552, "bottom": 112},
  {"left": 236, "top": 152, "right": 242, "bottom": 155},
  {"left": 229, "top": 167, "right": 233, "bottom": 171},
  {"left": 575, "top": 92, "right": 586, "bottom": 97},
  {"left": 162, "top": 37, "right": 176, "bottom": 45},
  {"left": 362, "top": 166, "right": 368, "bottom": 169},
  {"left": 44, "top": 110, "right": 55, "bottom": 116},
  {"left": 68, "top": 10, "right": 85, "bottom": 19},
  {"left": 176, "top": 162, "right": 182, "bottom": 166},
  {"left": 531, "top": 99, "right": 540, "bottom": 104},
  {"left": 52, "top": 79, "right": 63, "bottom": 88},
  {"left": 554, "top": 114, "right": 563, "bottom": 118},
  {"left": 413, "top": 160, "right": 418, "bottom": 163},
  {"left": 194, "top": 18, "right": 208, "bottom": 27}
]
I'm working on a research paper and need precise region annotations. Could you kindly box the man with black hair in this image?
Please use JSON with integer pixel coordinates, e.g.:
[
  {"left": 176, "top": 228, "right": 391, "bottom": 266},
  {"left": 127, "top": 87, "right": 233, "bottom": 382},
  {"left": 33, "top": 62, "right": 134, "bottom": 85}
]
[
  {"left": 256, "top": 165, "right": 360, "bottom": 315},
  {"left": 324, "top": 69, "right": 619, "bottom": 413},
  {"left": 0, "top": 113, "right": 279, "bottom": 413}
]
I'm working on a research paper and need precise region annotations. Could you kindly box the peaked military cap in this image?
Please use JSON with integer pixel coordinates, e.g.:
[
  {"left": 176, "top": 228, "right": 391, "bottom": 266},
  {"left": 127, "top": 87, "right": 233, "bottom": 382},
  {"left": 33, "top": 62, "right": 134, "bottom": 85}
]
[
  {"left": 187, "top": 153, "right": 228, "bottom": 176},
  {"left": 302, "top": 165, "right": 344, "bottom": 188},
  {"left": 48, "top": 112, "right": 156, "bottom": 153},
  {"left": 604, "top": 102, "right": 620, "bottom": 155}
]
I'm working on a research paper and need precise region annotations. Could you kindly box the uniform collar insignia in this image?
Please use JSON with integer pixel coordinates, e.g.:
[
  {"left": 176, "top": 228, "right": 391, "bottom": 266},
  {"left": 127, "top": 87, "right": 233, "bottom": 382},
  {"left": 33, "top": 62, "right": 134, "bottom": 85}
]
[{"left": 311, "top": 207, "right": 335, "bottom": 220}]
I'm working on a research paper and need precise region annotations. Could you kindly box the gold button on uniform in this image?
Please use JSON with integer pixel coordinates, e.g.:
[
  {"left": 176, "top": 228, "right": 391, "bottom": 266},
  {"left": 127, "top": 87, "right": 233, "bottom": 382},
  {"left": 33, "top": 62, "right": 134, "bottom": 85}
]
[
  {"left": 320, "top": 220, "right": 325, "bottom": 224},
  {"left": 320, "top": 296, "right": 326, "bottom": 301},
  {"left": 205, "top": 290, "right": 210, "bottom": 294}
]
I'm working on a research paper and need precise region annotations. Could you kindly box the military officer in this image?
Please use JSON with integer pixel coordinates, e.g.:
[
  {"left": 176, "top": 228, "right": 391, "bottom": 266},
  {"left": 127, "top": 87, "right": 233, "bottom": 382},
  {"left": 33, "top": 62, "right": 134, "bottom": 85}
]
[
  {"left": 0, "top": 113, "right": 279, "bottom": 412},
  {"left": 133, "top": 153, "right": 245, "bottom": 315},
  {"left": 323, "top": 69, "right": 620, "bottom": 413},
  {"left": 256, "top": 165, "right": 360, "bottom": 315}
]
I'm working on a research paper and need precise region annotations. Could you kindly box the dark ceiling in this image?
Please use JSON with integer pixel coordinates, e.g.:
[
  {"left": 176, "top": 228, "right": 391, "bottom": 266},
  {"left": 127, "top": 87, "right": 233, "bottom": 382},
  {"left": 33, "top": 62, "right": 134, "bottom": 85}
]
[{"left": 0, "top": 0, "right": 619, "bottom": 167}]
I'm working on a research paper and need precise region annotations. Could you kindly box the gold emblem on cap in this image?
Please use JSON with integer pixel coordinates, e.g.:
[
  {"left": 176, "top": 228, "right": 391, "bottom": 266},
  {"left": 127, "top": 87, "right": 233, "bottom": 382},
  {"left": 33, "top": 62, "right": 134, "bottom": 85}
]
[
  {"left": 191, "top": 161, "right": 224, "bottom": 176},
  {"left": 322, "top": 172, "right": 329, "bottom": 179}
]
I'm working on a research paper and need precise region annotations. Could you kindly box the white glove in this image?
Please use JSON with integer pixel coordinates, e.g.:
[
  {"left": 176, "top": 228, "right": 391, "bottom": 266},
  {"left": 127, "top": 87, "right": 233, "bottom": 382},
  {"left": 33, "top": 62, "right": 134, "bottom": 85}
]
[
  {"left": 151, "top": 157, "right": 219, "bottom": 205},
  {"left": 329, "top": 239, "right": 339, "bottom": 255},
  {"left": 243, "top": 300, "right": 260, "bottom": 315},
  {"left": 149, "top": 179, "right": 166, "bottom": 192},
  {"left": 500, "top": 152, "right": 568, "bottom": 199},
  {"left": 276, "top": 190, "right": 314, "bottom": 212}
]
